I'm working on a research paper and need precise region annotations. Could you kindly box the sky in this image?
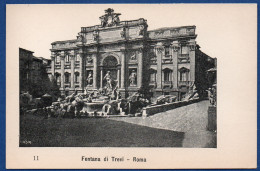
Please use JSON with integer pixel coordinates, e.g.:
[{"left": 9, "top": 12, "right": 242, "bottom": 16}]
[{"left": 7, "top": 4, "right": 256, "bottom": 60}]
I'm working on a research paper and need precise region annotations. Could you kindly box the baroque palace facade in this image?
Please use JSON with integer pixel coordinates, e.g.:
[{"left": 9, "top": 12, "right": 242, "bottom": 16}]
[{"left": 50, "top": 8, "right": 215, "bottom": 99}]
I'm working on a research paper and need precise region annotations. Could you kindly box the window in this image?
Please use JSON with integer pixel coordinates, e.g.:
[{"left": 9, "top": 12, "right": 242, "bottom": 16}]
[
  {"left": 163, "top": 69, "right": 172, "bottom": 82},
  {"left": 180, "top": 72, "right": 187, "bottom": 81},
  {"left": 165, "top": 46, "right": 170, "bottom": 57},
  {"left": 75, "top": 54, "right": 80, "bottom": 62},
  {"left": 65, "top": 72, "right": 71, "bottom": 83},
  {"left": 75, "top": 72, "right": 79, "bottom": 83},
  {"left": 150, "top": 72, "right": 156, "bottom": 82},
  {"left": 65, "top": 55, "right": 70, "bottom": 63},
  {"left": 149, "top": 48, "right": 156, "bottom": 60},
  {"left": 56, "top": 56, "right": 60, "bottom": 64},
  {"left": 55, "top": 73, "right": 61, "bottom": 85},
  {"left": 179, "top": 69, "right": 189, "bottom": 81},
  {"left": 180, "top": 45, "right": 188, "bottom": 54}
]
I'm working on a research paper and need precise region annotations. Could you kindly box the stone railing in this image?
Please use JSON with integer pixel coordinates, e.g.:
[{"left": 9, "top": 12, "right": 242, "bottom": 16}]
[
  {"left": 142, "top": 97, "right": 200, "bottom": 117},
  {"left": 178, "top": 55, "right": 190, "bottom": 63},
  {"left": 55, "top": 65, "right": 61, "bottom": 69},
  {"left": 179, "top": 54, "right": 189, "bottom": 58},
  {"left": 81, "top": 18, "right": 147, "bottom": 32},
  {"left": 149, "top": 81, "right": 157, "bottom": 87},
  {"left": 64, "top": 82, "right": 71, "bottom": 88},
  {"left": 178, "top": 81, "right": 190, "bottom": 86},
  {"left": 163, "top": 81, "right": 172, "bottom": 87},
  {"left": 64, "top": 65, "right": 71, "bottom": 69},
  {"left": 162, "top": 57, "right": 172, "bottom": 63}
]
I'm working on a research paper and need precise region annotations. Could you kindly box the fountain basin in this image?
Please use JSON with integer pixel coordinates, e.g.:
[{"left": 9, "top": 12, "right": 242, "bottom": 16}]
[{"left": 82, "top": 101, "right": 106, "bottom": 115}]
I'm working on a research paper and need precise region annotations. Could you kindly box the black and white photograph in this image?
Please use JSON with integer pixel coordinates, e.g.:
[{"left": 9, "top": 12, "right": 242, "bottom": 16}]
[
  {"left": 6, "top": 4, "right": 256, "bottom": 169},
  {"left": 18, "top": 6, "right": 217, "bottom": 148}
]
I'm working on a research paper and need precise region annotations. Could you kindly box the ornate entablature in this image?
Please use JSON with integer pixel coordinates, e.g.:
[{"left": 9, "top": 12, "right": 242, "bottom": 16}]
[
  {"left": 77, "top": 9, "right": 147, "bottom": 45},
  {"left": 148, "top": 26, "right": 196, "bottom": 40},
  {"left": 51, "top": 40, "right": 78, "bottom": 50}
]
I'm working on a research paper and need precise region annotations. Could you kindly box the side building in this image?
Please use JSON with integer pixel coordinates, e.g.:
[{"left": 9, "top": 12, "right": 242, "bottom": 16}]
[
  {"left": 50, "top": 9, "right": 216, "bottom": 99},
  {"left": 19, "top": 47, "right": 53, "bottom": 97}
]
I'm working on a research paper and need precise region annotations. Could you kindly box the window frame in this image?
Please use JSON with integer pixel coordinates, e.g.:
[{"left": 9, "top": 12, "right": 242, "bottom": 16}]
[{"left": 56, "top": 56, "right": 61, "bottom": 64}]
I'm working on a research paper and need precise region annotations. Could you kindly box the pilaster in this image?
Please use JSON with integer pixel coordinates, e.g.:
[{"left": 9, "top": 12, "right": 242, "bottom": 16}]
[
  {"left": 60, "top": 52, "right": 65, "bottom": 90},
  {"left": 70, "top": 51, "right": 75, "bottom": 89},
  {"left": 170, "top": 41, "right": 180, "bottom": 89},
  {"left": 78, "top": 49, "right": 84, "bottom": 89},
  {"left": 155, "top": 45, "right": 163, "bottom": 90},
  {"left": 120, "top": 49, "right": 126, "bottom": 89},
  {"left": 100, "top": 68, "right": 103, "bottom": 88},
  {"left": 137, "top": 48, "right": 143, "bottom": 88},
  {"left": 93, "top": 54, "right": 97, "bottom": 89},
  {"left": 189, "top": 41, "right": 196, "bottom": 84},
  {"left": 51, "top": 55, "right": 55, "bottom": 76}
]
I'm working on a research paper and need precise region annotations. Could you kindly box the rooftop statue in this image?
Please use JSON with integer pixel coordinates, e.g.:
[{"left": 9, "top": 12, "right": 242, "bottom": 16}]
[{"left": 99, "top": 8, "right": 121, "bottom": 27}]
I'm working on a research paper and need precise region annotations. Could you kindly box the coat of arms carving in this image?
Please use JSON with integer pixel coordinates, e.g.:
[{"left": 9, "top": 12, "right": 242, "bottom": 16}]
[{"left": 99, "top": 8, "right": 121, "bottom": 27}]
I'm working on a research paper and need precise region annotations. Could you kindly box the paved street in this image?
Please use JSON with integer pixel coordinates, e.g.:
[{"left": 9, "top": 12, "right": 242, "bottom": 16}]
[
  {"left": 20, "top": 100, "right": 216, "bottom": 147},
  {"left": 110, "top": 100, "right": 216, "bottom": 148}
]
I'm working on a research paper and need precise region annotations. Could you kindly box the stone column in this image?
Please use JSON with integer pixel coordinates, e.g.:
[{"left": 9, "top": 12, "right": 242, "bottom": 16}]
[
  {"left": 100, "top": 68, "right": 103, "bottom": 88},
  {"left": 79, "top": 50, "right": 84, "bottom": 89},
  {"left": 70, "top": 52, "right": 75, "bottom": 89},
  {"left": 51, "top": 55, "right": 55, "bottom": 76},
  {"left": 60, "top": 52, "right": 65, "bottom": 90},
  {"left": 93, "top": 54, "right": 97, "bottom": 89},
  {"left": 170, "top": 41, "right": 179, "bottom": 89},
  {"left": 189, "top": 41, "right": 196, "bottom": 84},
  {"left": 137, "top": 48, "right": 143, "bottom": 88},
  {"left": 120, "top": 49, "right": 126, "bottom": 88},
  {"left": 117, "top": 68, "right": 120, "bottom": 88},
  {"left": 155, "top": 46, "right": 163, "bottom": 89}
]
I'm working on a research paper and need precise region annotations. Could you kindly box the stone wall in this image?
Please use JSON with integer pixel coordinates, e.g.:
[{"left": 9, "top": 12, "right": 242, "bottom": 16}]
[
  {"left": 142, "top": 98, "right": 200, "bottom": 117},
  {"left": 207, "top": 106, "right": 217, "bottom": 131}
]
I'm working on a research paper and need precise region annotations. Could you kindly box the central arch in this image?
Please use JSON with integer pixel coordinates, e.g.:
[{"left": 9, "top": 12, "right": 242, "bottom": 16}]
[
  {"left": 100, "top": 55, "right": 120, "bottom": 89},
  {"left": 103, "top": 56, "right": 118, "bottom": 81}
]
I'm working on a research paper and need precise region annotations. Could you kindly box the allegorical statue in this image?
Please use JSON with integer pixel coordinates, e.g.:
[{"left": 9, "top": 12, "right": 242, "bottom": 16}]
[
  {"left": 86, "top": 72, "right": 93, "bottom": 86},
  {"left": 104, "top": 71, "right": 113, "bottom": 89},
  {"left": 129, "top": 70, "right": 137, "bottom": 86}
]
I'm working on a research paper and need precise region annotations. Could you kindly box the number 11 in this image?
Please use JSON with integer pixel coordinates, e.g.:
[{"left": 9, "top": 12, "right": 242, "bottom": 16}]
[{"left": 34, "top": 156, "right": 39, "bottom": 161}]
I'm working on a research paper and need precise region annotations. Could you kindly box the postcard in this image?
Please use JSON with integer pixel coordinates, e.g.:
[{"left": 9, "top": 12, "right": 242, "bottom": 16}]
[{"left": 6, "top": 4, "right": 257, "bottom": 169}]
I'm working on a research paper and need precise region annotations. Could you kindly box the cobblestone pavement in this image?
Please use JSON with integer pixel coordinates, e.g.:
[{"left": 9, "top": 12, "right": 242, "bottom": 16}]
[{"left": 110, "top": 100, "right": 217, "bottom": 148}]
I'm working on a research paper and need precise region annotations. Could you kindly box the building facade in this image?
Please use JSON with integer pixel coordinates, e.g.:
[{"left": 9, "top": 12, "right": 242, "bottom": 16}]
[
  {"left": 50, "top": 8, "right": 215, "bottom": 99},
  {"left": 19, "top": 48, "right": 52, "bottom": 97}
]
